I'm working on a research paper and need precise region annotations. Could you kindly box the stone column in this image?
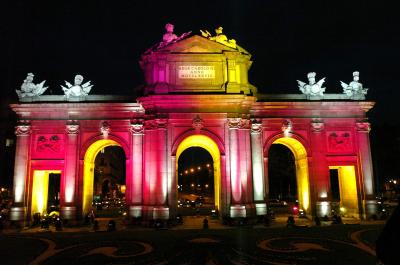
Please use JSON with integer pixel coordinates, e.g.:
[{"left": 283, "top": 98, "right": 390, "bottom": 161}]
[
  {"left": 228, "top": 118, "right": 246, "bottom": 217},
  {"left": 154, "top": 118, "right": 169, "bottom": 219},
  {"left": 356, "top": 121, "right": 376, "bottom": 219},
  {"left": 128, "top": 119, "right": 144, "bottom": 218},
  {"left": 251, "top": 120, "right": 267, "bottom": 215},
  {"left": 10, "top": 121, "right": 31, "bottom": 221},
  {"left": 310, "top": 119, "right": 331, "bottom": 217},
  {"left": 61, "top": 121, "right": 80, "bottom": 220}
]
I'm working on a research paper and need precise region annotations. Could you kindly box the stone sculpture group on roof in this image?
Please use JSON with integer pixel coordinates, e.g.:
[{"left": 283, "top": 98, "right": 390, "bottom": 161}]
[{"left": 15, "top": 24, "right": 370, "bottom": 101}]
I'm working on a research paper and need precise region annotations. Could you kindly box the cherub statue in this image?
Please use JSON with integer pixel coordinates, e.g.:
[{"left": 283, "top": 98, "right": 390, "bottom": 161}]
[
  {"left": 16, "top": 73, "right": 48, "bottom": 99},
  {"left": 61, "top": 74, "right": 93, "bottom": 98},
  {"left": 297, "top": 72, "right": 326, "bottom": 97},
  {"left": 200, "top": 26, "right": 237, "bottom": 49},
  {"left": 158, "top": 23, "right": 191, "bottom": 49},
  {"left": 340, "top": 71, "right": 368, "bottom": 99}
]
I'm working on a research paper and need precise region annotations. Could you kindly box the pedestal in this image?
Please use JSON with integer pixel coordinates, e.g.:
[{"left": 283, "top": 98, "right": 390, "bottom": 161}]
[
  {"left": 364, "top": 199, "right": 378, "bottom": 219},
  {"left": 255, "top": 203, "right": 267, "bottom": 216},
  {"left": 230, "top": 205, "right": 246, "bottom": 218},
  {"left": 315, "top": 201, "right": 331, "bottom": 217},
  {"left": 153, "top": 207, "right": 169, "bottom": 220},
  {"left": 9, "top": 206, "right": 26, "bottom": 221},
  {"left": 60, "top": 206, "right": 76, "bottom": 220},
  {"left": 129, "top": 205, "right": 143, "bottom": 218}
]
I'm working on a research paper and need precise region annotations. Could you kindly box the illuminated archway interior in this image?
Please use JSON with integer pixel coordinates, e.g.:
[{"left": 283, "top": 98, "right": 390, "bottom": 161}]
[
  {"left": 329, "top": 165, "right": 359, "bottom": 218},
  {"left": 31, "top": 170, "right": 61, "bottom": 217},
  {"left": 272, "top": 137, "right": 310, "bottom": 213},
  {"left": 83, "top": 139, "right": 122, "bottom": 216},
  {"left": 176, "top": 135, "right": 221, "bottom": 211}
]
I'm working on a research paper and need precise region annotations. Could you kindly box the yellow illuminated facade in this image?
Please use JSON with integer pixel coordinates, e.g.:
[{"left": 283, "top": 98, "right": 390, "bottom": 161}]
[
  {"left": 273, "top": 137, "right": 310, "bottom": 213},
  {"left": 176, "top": 135, "right": 221, "bottom": 210},
  {"left": 31, "top": 170, "right": 61, "bottom": 217},
  {"left": 83, "top": 139, "right": 121, "bottom": 215},
  {"left": 329, "top": 166, "right": 359, "bottom": 218}
]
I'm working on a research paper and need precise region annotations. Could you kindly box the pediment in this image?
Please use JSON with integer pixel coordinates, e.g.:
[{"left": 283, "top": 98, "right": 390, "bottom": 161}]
[{"left": 158, "top": 35, "right": 239, "bottom": 54}]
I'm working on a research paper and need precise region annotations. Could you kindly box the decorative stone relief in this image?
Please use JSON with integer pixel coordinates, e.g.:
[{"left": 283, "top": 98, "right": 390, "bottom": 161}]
[
  {"left": 16, "top": 73, "right": 48, "bottom": 99},
  {"left": 297, "top": 72, "right": 326, "bottom": 98},
  {"left": 192, "top": 115, "right": 204, "bottom": 131},
  {"left": 100, "top": 121, "right": 111, "bottom": 138},
  {"left": 311, "top": 119, "right": 324, "bottom": 132},
  {"left": 327, "top": 131, "right": 353, "bottom": 152},
  {"left": 36, "top": 135, "right": 62, "bottom": 153}
]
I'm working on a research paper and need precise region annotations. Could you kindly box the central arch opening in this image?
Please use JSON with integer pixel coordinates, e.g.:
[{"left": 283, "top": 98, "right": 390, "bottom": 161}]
[
  {"left": 176, "top": 135, "right": 221, "bottom": 216},
  {"left": 177, "top": 147, "right": 214, "bottom": 215},
  {"left": 83, "top": 139, "right": 126, "bottom": 217},
  {"left": 268, "top": 137, "right": 310, "bottom": 216},
  {"left": 93, "top": 146, "right": 126, "bottom": 217}
]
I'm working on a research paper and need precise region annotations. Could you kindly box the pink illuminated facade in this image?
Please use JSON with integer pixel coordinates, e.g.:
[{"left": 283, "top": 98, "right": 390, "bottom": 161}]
[{"left": 9, "top": 34, "right": 376, "bottom": 223}]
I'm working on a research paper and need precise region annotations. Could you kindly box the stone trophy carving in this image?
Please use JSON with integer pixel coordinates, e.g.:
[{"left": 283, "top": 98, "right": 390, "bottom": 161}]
[
  {"left": 340, "top": 71, "right": 368, "bottom": 100},
  {"left": 36, "top": 135, "right": 61, "bottom": 153},
  {"left": 16, "top": 73, "right": 48, "bottom": 99},
  {"left": 157, "top": 23, "right": 191, "bottom": 49},
  {"left": 200, "top": 26, "right": 237, "bottom": 48},
  {"left": 297, "top": 72, "right": 326, "bottom": 99},
  {"left": 61, "top": 75, "right": 93, "bottom": 99}
]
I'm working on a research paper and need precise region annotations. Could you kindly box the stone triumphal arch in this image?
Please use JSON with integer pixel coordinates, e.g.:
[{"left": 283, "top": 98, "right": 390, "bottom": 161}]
[{"left": 10, "top": 25, "right": 376, "bottom": 223}]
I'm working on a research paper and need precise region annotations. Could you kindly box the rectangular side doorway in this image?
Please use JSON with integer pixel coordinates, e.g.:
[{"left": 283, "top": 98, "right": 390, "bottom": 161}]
[
  {"left": 329, "top": 166, "right": 359, "bottom": 218},
  {"left": 31, "top": 170, "right": 61, "bottom": 219}
]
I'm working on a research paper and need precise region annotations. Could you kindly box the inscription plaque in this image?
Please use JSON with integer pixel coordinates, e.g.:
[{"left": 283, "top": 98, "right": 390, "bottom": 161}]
[{"left": 178, "top": 65, "right": 215, "bottom": 79}]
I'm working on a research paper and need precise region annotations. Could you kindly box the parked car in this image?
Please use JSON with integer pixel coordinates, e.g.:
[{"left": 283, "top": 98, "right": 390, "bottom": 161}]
[{"left": 268, "top": 199, "right": 288, "bottom": 207}]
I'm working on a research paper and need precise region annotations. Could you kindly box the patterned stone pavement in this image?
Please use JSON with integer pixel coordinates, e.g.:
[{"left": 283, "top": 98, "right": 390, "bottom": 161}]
[{"left": 0, "top": 224, "right": 382, "bottom": 265}]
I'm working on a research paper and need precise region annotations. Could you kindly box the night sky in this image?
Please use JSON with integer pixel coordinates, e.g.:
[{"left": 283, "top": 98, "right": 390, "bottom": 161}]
[{"left": 1, "top": 1, "right": 400, "bottom": 185}]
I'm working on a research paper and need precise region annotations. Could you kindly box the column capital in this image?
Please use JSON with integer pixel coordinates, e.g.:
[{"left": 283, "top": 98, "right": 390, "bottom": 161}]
[
  {"left": 250, "top": 119, "right": 262, "bottom": 134},
  {"left": 311, "top": 119, "right": 324, "bottom": 132},
  {"left": 228, "top": 118, "right": 250, "bottom": 129},
  {"left": 356, "top": 121, "right": 371, "bottom": 132},
  {"left": 144, "top": 119, "right": 168, "bottom": 130},
  {"left": 66, "top": 120, "right": 80, "bottom": 134},
  {"left": 130, "top": 119, "right": 144, "bottom": 134},
  {"left": 15, "top": 120, "right": 31, "bottom": 136}
]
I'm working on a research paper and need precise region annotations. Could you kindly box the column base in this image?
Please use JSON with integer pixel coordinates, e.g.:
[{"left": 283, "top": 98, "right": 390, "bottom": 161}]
[
  {"left": 128, "top": 205, "right": 142, "bottom": 218},
  {"left": 364, "top": 199, "right": 378, "bottom": 220},
  {"left": 153, "top": 207, "right": 169, "bottom": 220},
  {"left": 142, "top": 206, "right": 170, "bottom": 220},
  {"left": 315, "top": 201, "right": 331, "bottom": 217},
  {"left": 255, "top": 203, "right": 267, "bottom": 216},
  {"left": 230, "top": 205, "right": 246, "bottom": 218},
  {"left": 10, "top": 206, "right": 26, "bottom": 221},
  {"left": 61, "top": 206, "right": 77, "bottom": 220}
]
